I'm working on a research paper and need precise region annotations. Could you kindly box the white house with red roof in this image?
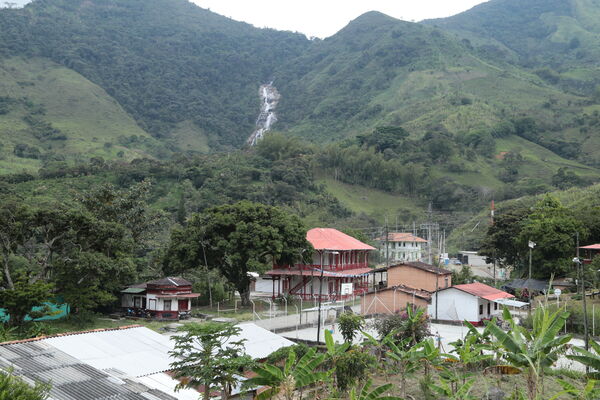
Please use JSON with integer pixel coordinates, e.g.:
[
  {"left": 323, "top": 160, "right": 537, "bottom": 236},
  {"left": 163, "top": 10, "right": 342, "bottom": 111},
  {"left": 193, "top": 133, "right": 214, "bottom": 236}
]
[
  {"left": 121, "top": 277, "right": 200, "bottom": 319},
  {"left": 428, "top": 282, "right": 515, "bottom": 325},
  {"left": 261, "top": 228, "right": 375, "bottom": 300}
]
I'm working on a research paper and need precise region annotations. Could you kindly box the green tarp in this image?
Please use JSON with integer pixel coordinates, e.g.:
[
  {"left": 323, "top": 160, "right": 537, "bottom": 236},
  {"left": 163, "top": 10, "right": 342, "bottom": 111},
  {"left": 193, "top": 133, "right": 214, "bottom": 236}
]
[
  {"left": 0, "top": 301, "right": 70, "bottom": 323},
  {"left": 121, "top": 287, "right": 146, "bottom": 294}
]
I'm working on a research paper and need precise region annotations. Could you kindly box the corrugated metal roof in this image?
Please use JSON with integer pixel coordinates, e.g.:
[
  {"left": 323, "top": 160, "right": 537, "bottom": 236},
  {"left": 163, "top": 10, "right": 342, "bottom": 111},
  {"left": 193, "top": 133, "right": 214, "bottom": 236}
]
[
  {"left": 0, "top": 338, "right": 176, "bottom": 400},
  {"left": 307, "top": 228, "right": 376, "bottom": 251},
  {"left": 45, "top": 326, "right": 174, "bottom": 377},
  {"left": 234, "top": 323, "right": 295, "bottom": 359},
  {"left": 452, "top": 282, "right": 514, "bottom": 301}
]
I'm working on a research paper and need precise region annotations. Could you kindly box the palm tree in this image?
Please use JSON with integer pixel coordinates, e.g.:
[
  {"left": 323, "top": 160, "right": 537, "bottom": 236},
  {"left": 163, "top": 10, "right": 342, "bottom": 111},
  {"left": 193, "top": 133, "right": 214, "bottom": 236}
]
[
  {"left": 245, "top": 347, "right": 330, "bottom": 400},
  {"left": 485, "top": 306, "right": 571, "bottom": 400}
]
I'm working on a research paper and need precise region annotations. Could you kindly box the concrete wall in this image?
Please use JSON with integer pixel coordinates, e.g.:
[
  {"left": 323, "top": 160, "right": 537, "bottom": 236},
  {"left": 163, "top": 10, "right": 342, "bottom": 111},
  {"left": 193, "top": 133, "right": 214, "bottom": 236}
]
[
  {"left": 361, "top": 290, "right": 429, "bottom": 315},
  {"left": 387, "top": 266, "right": 451, "bottom": 292}
]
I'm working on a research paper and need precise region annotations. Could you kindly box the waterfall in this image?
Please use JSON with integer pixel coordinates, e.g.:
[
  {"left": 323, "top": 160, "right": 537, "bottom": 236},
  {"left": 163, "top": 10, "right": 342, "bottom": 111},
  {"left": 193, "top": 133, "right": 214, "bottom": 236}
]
[{"left": 247, "top": 82, "right": 280, "bottom": 146}]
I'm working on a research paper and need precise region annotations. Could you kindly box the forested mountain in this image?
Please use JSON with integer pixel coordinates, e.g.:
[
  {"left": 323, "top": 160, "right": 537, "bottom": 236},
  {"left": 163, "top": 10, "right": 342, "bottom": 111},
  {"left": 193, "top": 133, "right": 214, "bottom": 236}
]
[
  {"left": 1, "top": 0, "right": 600, "bottom": 220},
  {"left": 0, "top": 0, "right": 309, "bottom": 150}
]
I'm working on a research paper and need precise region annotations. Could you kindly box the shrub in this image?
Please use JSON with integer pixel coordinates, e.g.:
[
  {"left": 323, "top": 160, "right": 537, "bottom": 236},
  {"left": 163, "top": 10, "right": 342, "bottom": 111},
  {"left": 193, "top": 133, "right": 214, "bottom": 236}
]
[
  {"left": 338, "top": 312, "right": 364, "bottom": 343},
  {"left": 334, "top": 346, "right": 376, "bottom": 392}
]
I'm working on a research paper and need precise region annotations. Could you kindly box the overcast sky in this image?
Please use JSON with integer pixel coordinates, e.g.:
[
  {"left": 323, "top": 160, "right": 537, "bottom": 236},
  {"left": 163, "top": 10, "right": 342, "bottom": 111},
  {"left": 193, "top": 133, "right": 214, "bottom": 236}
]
[{"left": 191, "top": 0, "right": 488, "bottom": 38}]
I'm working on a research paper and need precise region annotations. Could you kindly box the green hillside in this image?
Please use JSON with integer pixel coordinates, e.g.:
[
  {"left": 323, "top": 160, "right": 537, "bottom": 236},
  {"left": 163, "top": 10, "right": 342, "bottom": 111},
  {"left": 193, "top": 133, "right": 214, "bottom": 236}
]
[
  {"left": 0, "top": 0, "right": 600, "bottom": 220},
  {"left": 0, "top": 57, "right": 158, "bottom": 173},
  {"left": 448, "top": 182, "right": 600, "bottom": 252},
  {"left": 425, "top": 0, "right": 600, "bottom": 94},
  {"left": 0, "top": 0, "right": 310, "bottom": 149}
]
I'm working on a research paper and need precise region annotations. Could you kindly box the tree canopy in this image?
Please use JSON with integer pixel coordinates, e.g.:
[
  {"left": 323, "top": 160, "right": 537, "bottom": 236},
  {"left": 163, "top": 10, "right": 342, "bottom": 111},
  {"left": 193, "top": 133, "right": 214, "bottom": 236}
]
[{"left": 164, "top": 201, "right": 310, "bottom": 305}]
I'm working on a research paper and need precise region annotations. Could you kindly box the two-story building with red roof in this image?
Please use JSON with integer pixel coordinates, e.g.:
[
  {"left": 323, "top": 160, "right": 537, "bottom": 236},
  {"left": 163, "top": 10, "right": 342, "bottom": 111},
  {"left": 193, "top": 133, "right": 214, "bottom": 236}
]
[{"left": 263, "top": 228, "right": 376, "bottom": 300}]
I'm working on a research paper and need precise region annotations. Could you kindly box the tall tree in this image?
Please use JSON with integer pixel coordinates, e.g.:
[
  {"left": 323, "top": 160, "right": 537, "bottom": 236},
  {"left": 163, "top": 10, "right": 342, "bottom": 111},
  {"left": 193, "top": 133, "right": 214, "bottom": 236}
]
[
  {"left": 169, "top": 323, "right": 251, "bottom": 400},
  {"left": 0, "top": 198, "right": 136, "bottom": 321},
  {"left": 479, "top": 205, "right": 529, "bottom": 269},
  {"left": 164, "top": 201, "right": 309, "bottom": 305},
  {"left": 78, "top": 180, "right": 165, "bottom": 246},
  {"left": 518, "top": 196, "right": 585, "bottom": 278}
]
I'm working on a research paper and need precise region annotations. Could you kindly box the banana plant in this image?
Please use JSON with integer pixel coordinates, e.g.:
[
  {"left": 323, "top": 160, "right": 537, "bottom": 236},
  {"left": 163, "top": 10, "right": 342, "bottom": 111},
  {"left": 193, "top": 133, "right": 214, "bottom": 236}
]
[
  {"left": 446, "top": 334, "right": 493, "bottom": 383},
  {"left": 382, "top": 336, "right": 421, "bottom": 398},
  {"left": 347, "top": 380, "right": 402, "bottom": 400},
  {"left": 430, "top": 377, "right": 477, "bottom": 400},
  {"left": 244, "top": 347, "right": 331, "bottom": 400},
  {"left": 567, "top": 339, "right": 600, "bottom": 379},
  {"left": 548, "top": 379, "right": 599, "bottom": 400},
  {"left": 485, "top": 306, "right": 571, "bottom": 400}
]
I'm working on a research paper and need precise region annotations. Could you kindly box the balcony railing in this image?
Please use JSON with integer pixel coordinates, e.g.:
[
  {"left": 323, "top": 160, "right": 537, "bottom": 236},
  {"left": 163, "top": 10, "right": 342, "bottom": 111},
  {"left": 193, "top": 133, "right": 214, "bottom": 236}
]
[{"left": 273, "top": 263, "right": 369, "bottom": 271}]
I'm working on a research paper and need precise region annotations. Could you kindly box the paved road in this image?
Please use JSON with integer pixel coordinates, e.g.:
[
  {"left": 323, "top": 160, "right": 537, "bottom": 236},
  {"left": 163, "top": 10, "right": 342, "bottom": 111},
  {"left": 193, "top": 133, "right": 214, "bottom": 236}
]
[{"left": 281, "top": 320, "right": 586, "bottom": 371}]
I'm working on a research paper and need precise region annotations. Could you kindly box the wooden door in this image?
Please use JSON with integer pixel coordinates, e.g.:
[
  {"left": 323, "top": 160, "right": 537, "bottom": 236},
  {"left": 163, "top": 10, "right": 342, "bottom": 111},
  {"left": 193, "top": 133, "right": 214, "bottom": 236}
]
[{"left": 178, "top": 299, "right": 189, "bottom": 311}]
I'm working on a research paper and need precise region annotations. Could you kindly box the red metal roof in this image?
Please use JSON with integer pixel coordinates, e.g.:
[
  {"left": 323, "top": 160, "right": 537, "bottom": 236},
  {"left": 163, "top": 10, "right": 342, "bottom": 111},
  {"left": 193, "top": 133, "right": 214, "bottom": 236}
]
[
  {"left": 265, "top": 267, "right": 373, "bottom": 277},
  {"left": 452, "top": 282, "right": 514, "bottom": 301},
  {"left": 307, "top": 228, "right": 375, "bottom": 251},
  {"left": 580, "top": 244, "right": 600, "bottom": 250}
]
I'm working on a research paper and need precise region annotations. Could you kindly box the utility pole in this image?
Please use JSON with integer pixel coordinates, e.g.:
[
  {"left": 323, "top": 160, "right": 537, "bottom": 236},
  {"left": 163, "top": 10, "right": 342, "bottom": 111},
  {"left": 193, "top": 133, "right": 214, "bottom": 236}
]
[
  {"left": 491, "top": 200, "right": 496, "bottom": 286},
  {"left": 576, "top": 232, "right": 590, "bottom": 355},
  {"left": 316, "top": 250, "right": 324, "bottom": 343},
  {"left": 385, "top": 217, "right": 389, "bottom": 267},
  {"left": 427, "top": 202, "right": 432, "bottom": 264}
]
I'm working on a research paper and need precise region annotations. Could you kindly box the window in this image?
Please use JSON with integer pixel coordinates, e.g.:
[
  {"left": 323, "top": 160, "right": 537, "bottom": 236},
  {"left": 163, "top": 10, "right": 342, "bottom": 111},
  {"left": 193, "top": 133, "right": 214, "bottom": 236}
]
[
  {"left": 444, "top": 277, "right": 449, "bottom": 288},
  {"left": 487, "top": 302, "right": 491, "bottom": 315},
  {"left": 163, "top": 300, "right": 172, "bottom": 311},
  {"left": 479, "top": 304, "right": 483, "bottom": 315},
  {"left": 494, "top": 302, "right": 498, "bottom": 311},
  {"left": 134, "top": 297, "right": 141, "bottom": 308},
  {"left": 149, "top": 299, "right": 156, "bottom": 310}
]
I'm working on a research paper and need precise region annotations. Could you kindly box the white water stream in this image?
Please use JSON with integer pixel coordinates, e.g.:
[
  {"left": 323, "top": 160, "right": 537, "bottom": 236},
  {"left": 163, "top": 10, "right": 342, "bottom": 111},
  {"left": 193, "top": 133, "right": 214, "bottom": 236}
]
[{"left": 248, "top": 82, "right": 280, "bottom": 145}]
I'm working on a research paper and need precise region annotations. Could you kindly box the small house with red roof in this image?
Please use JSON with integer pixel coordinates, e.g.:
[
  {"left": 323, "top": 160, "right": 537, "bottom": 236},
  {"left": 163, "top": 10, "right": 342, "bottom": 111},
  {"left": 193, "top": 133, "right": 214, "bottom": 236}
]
[
  {"left": 428, "top": 282, "right": 515, "bottom": 325},
  {"left": 121, "top": 277, "right": 200, "bottom": 319},
  {"left": 263, "top": 228, "right": 375, "bottom": 300}
]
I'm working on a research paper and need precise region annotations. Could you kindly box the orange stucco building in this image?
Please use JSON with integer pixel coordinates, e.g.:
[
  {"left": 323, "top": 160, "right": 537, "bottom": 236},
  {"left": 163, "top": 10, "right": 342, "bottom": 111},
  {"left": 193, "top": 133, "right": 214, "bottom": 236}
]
[{"left": 361, "top": 261, "right": 452, "bottom": 315}]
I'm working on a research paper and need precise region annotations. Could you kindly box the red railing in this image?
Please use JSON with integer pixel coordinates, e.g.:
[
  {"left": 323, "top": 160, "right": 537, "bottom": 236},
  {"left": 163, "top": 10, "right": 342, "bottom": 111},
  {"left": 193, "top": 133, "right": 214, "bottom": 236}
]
[{"left": 273, "top": 263, "right": 369, "bottom": 271}]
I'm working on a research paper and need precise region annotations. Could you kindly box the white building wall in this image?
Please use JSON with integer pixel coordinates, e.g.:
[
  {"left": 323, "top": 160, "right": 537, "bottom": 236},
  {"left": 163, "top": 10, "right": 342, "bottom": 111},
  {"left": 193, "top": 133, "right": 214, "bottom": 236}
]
[
  {"left": 428, "top": 289, "right": 479, "bottom": 322},
  {"left": 255, "top": 277, "right": 273, "bottom": 293},
  {"left": 383, "top": 242, "right": 423, "bottom": 262}
]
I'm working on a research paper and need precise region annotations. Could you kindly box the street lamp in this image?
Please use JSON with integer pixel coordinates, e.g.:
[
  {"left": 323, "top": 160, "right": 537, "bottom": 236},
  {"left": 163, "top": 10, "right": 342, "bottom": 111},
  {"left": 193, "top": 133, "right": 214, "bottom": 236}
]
[
  {"left": 574, "top": 256, "right": 590, "bottom": 355},
  {"left": 528, "top": 240, "right": 536, "bottom": 312},
  {"left": 316, "top": 250, "right": 339, "bottom": 343}
]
